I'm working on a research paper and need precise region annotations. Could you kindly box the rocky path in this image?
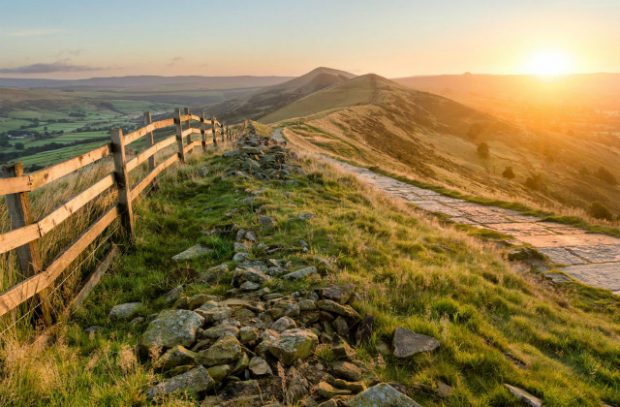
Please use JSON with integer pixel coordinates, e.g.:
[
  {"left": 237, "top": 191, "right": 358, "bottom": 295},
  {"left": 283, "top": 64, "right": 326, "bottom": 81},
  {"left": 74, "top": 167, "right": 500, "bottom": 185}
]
[{"left": 322, "top": 158, "right": 620, "bottom": 295}]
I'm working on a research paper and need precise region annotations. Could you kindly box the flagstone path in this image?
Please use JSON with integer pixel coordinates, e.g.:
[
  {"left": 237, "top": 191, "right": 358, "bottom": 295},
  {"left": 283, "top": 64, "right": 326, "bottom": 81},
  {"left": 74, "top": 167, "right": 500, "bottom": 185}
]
[{"left": 325, "top": 158, "right": 620, "bottom": 295}]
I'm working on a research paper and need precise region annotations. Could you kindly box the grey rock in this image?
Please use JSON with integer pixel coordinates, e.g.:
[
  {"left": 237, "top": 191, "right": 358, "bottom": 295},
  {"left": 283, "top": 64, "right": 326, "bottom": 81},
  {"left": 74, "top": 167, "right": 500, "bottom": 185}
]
[
  {"left": 332, "top": 360, "right": 362, "bottom": 381},
  {"left": 162, "top": 285, "right": 183, "bottom": 304},
  {"left": 320, "top": 284, "right": 354, "bottom": 304},
  {"left": 317, "top": 299, "right": 360, "bottom": 319},
  {"left": 248, "top": 356, "right": 272, "bottom": 376},
  {"left": 146, "top": 365, "right": 214, "bottom": 400},
  {"left": 233, "top": 267, "right": 271, "bottom": 285},
  {"left": 233, "top": 242, "right": 247, "bottom": 252},
  {"left": 268, "top": 328, "right": 318, "bottom": 365},
  {"left": 202, "top": 323, "right": 240, "bottom": 339},
  {"left": 245, "top": 230, "right": 257, "bottom": 242},
  {"left": 239, "top": 326, "right": 260, "bottom": 344},
  {"left": 504, "top": 384, "right": 543, "bottom": 407},
  {"left": 153, "top": 345, "right": 197, "bottom": 371},
  {"left": 240, "top": 281, "right": 261, "bottom": 291},
  {"left": 298, "top": 299, "right": 317, "bottom": 311},
  {"left": 197, "top": 335, "right": 243, "bottom": 367},
  {"left": 259, "top": 215, "right": 275, "bottom": 231},
  {"left": 283, "top": 266, "right": 318, "bottom": 280},
  {"left": 348, "top": 383, "right": 422, "bottom": 407},
  {"left": 172, "top": 245, "right": 211, "bottom": 261},
  {"left": 141, "top": 310, "right": 204, "bottom": 350},
  {"left": 392, "top": 327, "right": 440, "bottom": 358},
  {"left": 233, "top": 252, "right": 249, "bottom": 262},
  {"left": 207, "top": 364, "right": 232, "bottom": 381},
  {"left": 271, "top": 316, "right": 297, "bottom": 332},
  {"left": 195, "top": 304, "right": 232, "bottom": 324},
  {"left": 109, "top": 302, "right": 142, "bottom": 320}
]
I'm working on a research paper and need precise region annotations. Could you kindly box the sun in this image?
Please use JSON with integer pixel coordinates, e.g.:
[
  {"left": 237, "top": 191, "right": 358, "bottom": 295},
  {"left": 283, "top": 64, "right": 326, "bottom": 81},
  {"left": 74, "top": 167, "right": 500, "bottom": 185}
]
[{"left": 524, "top": 50, "right": 573, "bottom": 77}]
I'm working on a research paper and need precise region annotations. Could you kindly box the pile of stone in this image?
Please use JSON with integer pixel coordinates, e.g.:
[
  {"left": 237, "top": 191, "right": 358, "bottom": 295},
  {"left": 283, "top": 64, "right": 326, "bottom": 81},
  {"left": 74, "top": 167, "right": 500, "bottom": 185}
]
[
  {"left": 223, "top": 126, "right": 300, "bottom": 180},
  {"left": 106, "top": 134, "right": 436, "bottom": 406}
]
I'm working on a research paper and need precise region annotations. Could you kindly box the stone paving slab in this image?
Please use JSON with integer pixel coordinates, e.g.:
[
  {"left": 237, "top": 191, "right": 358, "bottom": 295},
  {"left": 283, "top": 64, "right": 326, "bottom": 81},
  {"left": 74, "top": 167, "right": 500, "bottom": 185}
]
[
  {"left": 486, "top": 222, "right": 556, "bottom": 237},
  {"left": 518, "top": 234, "right": 620, "bottom": 248},
  {"left": 563, "top": 263, "right": 620, "bottom": 291},
  {"left": 321, "top": 156, "right": 620, "bottom": 293},
  {"left": 537, "top": 248, "right": 588, "bottom": 266}
]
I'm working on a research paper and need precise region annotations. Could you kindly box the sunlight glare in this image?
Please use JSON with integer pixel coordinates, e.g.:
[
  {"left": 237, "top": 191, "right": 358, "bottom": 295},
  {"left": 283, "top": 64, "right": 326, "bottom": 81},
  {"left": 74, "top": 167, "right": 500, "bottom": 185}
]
[{"left": 525, "top": 50, "right": 572, "bottom": 77}]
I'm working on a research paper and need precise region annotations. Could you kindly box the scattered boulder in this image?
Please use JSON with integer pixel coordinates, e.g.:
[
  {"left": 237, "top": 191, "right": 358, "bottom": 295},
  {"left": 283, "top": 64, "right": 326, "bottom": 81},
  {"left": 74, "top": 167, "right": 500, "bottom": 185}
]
[
  {"left": 348, "top": 383, "right": 422, "bottom": 407},
  {"left": 197, "top": 335, "right": 243, "bottom": 367},
  {"left": 284, "top": 266, "right": 318, "bottom": 280},
  {"left": 268, "top": 328, "right": 318, "bottom": 365},
  {"left": 332, "top": 360, "right": 362, "bottom": 381},
  {"left": 146, "top": 365, "right": 215, "bottom": 400},
  {"left": 172, "top": 245, "right": 211, "bottom": 261},
  {"left": 162, "top": 285, "right": 183, "bottom": 304},
  {"left": 320, "top": 284, "right": 354, "bottom": 304},
  {"left": 317, "top": 381, "right": 351, "bottom": 398},
  {"left": 141, "top": 309, "right": 204, "bottom": 350},
  {"left": 271, "top": 316, "right": 297, "bottom": 332},
  {"left": 153, "top": 345, "right": 197, "bottom": 371},
  {"left": 392, "top": 327, "right": 440, "bottom": 358},
  {"left": 109, "top": 302, "right": 142, "bottom": 321},
  {"left": 248, "top": 356, "right": 272, "bottom": 376},
  {"left": 317, "top": 299, "right": 360, "bottom": 319}
]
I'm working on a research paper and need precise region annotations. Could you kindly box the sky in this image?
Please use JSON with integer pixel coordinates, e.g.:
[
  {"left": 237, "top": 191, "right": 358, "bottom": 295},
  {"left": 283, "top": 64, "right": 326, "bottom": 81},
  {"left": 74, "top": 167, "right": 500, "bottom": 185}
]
[{"left": 0, "top": 0, "right": 619, "bottom": 79}]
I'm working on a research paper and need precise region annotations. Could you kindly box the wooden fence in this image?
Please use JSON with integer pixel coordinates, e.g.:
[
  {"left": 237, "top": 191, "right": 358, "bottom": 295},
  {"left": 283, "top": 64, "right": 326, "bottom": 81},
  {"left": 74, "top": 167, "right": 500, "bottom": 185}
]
[{"left": 0, "top": 108, "right": 247, "bottom": 327}]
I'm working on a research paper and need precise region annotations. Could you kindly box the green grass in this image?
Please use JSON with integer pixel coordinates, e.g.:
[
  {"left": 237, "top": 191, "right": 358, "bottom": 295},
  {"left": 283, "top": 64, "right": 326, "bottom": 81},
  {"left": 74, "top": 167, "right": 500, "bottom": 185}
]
[{"left": 1, "top": 147, "right": 618, "bottom": 406}]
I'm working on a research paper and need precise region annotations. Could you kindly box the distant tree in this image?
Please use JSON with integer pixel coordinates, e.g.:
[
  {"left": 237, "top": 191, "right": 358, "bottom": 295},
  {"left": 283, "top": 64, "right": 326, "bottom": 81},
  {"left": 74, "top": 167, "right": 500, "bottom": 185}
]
[
  {"left": 477, "top": 142, "right": 490, "bottom": 159},
  {"left": 588, "top": 202, "right": 613, "bottom": 220},
  {"left": 525, "top": 173, "right": 545, "bottom": 191},
  {"left": 14, "top": 142, "right": 24, "bottom": 150},
  {"left": 595, "top": 167, "right": 617, "bottom": 185},
  {"left": 502, "top": 166, "right": 515, "bottom": 179}
]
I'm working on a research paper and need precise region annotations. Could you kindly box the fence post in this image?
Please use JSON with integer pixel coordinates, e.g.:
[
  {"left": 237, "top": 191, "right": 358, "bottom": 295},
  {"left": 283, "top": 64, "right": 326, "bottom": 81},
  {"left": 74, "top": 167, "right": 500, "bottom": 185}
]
[
  {"left": 110, "top": 128, "right": 135, "bottom": 243},
  {"left": 200, "top": 112, "right": 207, "bottom": 152},
  {"left": 175, "top": 108, "right": 186, "bottom": 163},
  {"left": 183, "top": 107, "right": 192, "bottom": 145},
  {"left": 1, "top": 163, "right": 53, "bottom": 326},
  {"left": 144, "top": 112, "right": 156, "bottom": 172},
  {"left": 211, "top": 117, "right": 217, "bottom": 146}
]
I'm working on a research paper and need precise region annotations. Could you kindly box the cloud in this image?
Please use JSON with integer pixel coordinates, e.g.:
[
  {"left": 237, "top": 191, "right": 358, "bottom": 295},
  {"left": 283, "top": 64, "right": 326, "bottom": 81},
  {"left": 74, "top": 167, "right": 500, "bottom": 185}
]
[
  {"left": 168, "top": 56, "right": 183, "bottom": 66},
  {"left": 0, "top": 62, "right": 103, "bottom": 74},
  {"left": 7, "top": 28, "right": 65, "bottom": 37}
]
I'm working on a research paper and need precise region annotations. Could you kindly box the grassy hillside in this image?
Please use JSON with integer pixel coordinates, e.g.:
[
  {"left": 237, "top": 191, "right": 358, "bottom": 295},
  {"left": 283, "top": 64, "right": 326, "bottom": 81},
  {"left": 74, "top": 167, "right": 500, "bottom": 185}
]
[
  {"left": 268, "top": 74, "right": 620, "bottom": 225},
  {"left": 1, "top": 134, "right": 618, "bottom": 406}
]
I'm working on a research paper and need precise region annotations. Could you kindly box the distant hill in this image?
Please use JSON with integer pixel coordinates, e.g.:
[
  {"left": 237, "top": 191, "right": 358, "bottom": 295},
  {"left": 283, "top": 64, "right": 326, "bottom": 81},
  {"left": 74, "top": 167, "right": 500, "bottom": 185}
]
[
  {"left": 393, "top": 73, "right": 620, "bottom": 128},
  {"left": 209, "top": 67, "right": 355, "bottom": 121},
  {"left": 0, "top": 75, "right": 292, "bottom": 91},
  {"left": 273, "top": 72, "right": 620, "bottom": 219}
]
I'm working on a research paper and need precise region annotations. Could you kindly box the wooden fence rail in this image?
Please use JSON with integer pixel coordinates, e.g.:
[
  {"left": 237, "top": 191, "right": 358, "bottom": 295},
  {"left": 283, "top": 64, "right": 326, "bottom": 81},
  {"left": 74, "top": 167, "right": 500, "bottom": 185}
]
[{"left": 0, "top": 109, "right": 248, "bottom": 326}]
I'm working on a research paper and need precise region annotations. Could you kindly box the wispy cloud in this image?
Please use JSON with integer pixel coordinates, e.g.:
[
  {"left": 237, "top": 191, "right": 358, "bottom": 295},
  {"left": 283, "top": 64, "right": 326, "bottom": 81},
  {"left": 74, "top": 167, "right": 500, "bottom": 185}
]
[
  {"left": 0, "top": 62, "right": 103, "bottom": 74},
  {"left": 168, "top": 56, "right": 183, "bottom": 67},
  {"left": 6, "top": 28, "right": 65, "bottom": 37}
]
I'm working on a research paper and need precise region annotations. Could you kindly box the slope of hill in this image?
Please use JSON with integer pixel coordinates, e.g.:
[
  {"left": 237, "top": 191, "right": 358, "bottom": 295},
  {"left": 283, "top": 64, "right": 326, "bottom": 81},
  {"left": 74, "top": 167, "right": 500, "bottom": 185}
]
[
  {"left": 209, "top": 67, "right": 355, "bottom": 121},
  {"left": 1, "top": 132, "right": 618, "bottom": 406},
  {"left": 270, "top": 73, "right": 620, "bottom": 223}
]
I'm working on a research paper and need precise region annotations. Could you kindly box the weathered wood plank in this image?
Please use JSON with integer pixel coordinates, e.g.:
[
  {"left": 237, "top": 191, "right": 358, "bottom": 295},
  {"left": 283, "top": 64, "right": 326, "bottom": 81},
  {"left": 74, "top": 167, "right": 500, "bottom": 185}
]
[
  {"left": 131, "top": 153, "right": 178, "bottom": 200},
  {"left": 145, "top": 112, "right": 156, "bottom": 172},
  {"left": 30, "top": 144, "right": 111, "bottom": 190},
  {"left": 67, "top": 244, "right": 119, "bottom": 312},
  {"left": 38, "top": 174, "right": 115, "bottom": 235},
  {"left": 125, "top": 135, "right": 176, "bottom": 173},
  {"left": 123, "top": 118, "right": 176, "bottom": 145},
  {"left": 0, "top": 224, "right": 40, "bottom": 255},
  {"left": 183, "top": 140, "right": 201, "bottom": 155},
  {"left": 0, "top": 175, "right": 32, "bottom": 195},
  {"left": 0, "top": 174, "right": 115, "bottom": 255},
  {"left": 0, "top": 207, "right": 119, "bottom": 318},
  {"left": 175, "top": 109, "right": 186, "bottom": 163}
]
